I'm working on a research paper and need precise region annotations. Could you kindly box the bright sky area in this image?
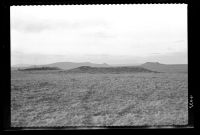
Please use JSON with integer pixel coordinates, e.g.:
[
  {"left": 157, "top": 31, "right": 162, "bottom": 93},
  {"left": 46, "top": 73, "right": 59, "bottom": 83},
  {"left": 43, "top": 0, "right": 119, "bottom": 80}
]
[{"left": 11, "top": 4, "right": 187, "bottom": 66}]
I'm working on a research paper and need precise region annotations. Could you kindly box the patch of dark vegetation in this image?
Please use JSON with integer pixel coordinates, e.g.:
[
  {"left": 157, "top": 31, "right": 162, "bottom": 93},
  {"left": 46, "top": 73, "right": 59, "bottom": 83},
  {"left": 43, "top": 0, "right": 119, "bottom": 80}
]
[
  {"left": 11, "top": 102, "right": 22, "bottom": 111},
  {"left": 38, "top": 81, "right": 53, "bottom": 87},
  {"left": 64, "top": 66, "right": 159, "bottom": 74},
  {"left": 117, "top": 104, "right": 137, "bottom": 116},
  {"left": 11, "top": 85, "right": 21, "bottom": 91},
  {"left": 18, "top": 66, "right": 61, "bottom": 71},
  {"left": 93, "top": 110, "right": 112, "bottom": 116},
  {"left": 80, "top": 83, "right": 97, "bottom": 126}
]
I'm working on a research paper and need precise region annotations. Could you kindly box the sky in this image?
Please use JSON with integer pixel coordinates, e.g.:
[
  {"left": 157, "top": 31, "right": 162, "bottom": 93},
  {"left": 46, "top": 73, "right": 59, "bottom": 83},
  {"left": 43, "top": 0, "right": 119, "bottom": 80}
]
[{"left": 11, "top": 4, "right": 187, "bottom": 66}]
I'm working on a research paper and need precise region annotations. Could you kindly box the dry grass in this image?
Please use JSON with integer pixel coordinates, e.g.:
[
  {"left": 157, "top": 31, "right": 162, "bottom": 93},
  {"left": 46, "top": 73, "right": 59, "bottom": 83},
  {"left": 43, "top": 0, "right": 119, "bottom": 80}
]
[{"left": 11, "top": 71, "right": 188, "bottom": 127}]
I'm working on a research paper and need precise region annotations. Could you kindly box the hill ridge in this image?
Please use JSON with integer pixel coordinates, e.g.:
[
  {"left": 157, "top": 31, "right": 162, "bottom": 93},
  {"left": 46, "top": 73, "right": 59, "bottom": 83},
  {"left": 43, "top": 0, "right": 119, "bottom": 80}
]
[{"left": 62, "top": 66, "right": 158, "bottom": 74}]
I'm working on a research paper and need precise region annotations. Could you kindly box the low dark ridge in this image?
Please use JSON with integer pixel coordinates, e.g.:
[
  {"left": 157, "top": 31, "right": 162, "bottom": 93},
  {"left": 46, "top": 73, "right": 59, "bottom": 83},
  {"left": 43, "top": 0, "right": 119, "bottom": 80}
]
[
  {"left": 18, "top": 67, "right": 61, "bottom": 71},
  {"left": 63, "top": 66, "right": 159, "bottom": 74}
]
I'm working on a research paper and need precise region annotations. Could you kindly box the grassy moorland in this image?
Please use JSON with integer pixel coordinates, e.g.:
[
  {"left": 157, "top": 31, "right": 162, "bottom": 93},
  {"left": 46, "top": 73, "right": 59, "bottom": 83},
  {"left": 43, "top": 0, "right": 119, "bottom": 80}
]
[{"left": 11, "top": 71, "right": 188, "bottom": 127}]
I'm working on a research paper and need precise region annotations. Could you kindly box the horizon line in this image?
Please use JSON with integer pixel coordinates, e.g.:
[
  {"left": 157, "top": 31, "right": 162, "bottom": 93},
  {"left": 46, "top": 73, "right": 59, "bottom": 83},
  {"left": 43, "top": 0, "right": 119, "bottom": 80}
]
[{"left": 11, "top": 61, "right": 188, "bottom": 67}]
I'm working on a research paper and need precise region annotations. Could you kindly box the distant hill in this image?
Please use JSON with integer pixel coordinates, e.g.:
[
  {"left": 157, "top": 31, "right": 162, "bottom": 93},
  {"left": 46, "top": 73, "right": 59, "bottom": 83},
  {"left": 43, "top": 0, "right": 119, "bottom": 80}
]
[
  {"left": 44, "top": 62, "right": 110, "bottom": 70},
  {"left": 11, "top": 62, "right": 110, "bottom": 70},
  {"left": 62, "top": 66, "right": 158, "bottom": 74},
  {"left": 12, "top": 64, "right": 33, "bottom": 67},
  {"left": 18, "top": 66, "right": 61, "bottom": 71},
  {"left": 11, "top": 64, "right": 34, "bottom": 71},
  {"left": 140, "top": 62, "right": 188, "bottom": 73},
  {"left": 11, "top": 62, "right": 188, "bottom": 73}
]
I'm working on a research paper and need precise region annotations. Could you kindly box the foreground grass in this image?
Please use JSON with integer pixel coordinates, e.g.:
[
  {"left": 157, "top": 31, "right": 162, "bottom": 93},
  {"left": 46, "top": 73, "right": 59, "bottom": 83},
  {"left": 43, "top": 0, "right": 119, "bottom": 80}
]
[{"left": 11, "top": 71, "right": 188, "bottom": 127}]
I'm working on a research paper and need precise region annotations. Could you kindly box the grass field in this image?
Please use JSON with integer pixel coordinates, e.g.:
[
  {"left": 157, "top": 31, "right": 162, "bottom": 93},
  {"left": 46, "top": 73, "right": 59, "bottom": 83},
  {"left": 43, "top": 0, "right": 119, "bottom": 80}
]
[{"left": 11, "top": 71, "right": 188, "bottom": 127}]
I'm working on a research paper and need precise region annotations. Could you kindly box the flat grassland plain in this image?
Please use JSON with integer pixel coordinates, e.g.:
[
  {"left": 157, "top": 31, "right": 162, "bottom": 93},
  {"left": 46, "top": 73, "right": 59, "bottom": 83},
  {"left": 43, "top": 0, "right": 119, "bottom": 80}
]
[{"left": 11, "top": 71, "right": 188, "bottom": 127}]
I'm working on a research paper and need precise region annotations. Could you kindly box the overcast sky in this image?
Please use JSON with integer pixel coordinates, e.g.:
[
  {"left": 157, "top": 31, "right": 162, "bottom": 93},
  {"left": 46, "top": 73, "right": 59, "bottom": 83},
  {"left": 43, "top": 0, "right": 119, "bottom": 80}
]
[{"left": 11, "top": 4, "right": 187, "bottom": 66}]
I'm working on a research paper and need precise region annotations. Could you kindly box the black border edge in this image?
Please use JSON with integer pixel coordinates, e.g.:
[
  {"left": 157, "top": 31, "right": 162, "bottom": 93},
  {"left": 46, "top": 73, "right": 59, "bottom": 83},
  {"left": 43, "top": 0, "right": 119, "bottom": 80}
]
[
  {"left": 187, "top": 2, "right": 194, "bottom": 129},
  {"left": 2, "top": 0, "right": 11, "bottom": 132},
  {"left": 8, "top": 0, "right": 188, "bottom": 6},
  {"left": 1, "top": 0, "right": 196, "bottom": 134}
]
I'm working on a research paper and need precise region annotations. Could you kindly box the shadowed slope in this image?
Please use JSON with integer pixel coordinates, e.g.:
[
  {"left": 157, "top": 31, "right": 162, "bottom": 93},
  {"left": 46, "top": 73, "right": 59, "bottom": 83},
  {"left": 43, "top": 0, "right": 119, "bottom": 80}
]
[{"left": 62, "top": 66, "right": 158, "bottom": 74}]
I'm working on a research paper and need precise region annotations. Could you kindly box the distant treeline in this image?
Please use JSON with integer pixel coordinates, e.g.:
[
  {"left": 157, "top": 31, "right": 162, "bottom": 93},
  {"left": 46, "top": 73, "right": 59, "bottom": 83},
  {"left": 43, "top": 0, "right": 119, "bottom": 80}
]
[{"left": 18, "top": 67, "right": 61, "bottom": 71}]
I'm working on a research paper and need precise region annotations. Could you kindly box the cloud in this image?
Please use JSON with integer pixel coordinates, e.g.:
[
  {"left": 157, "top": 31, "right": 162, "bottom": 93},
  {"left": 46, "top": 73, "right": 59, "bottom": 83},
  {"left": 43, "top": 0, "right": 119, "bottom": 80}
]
[
  {"left": 11, "top": 17, "right": 109, "bottom": 33},
  {"left": 11, "top": 18, "right": 52, "bottom": 33},
  {"left": 173, "top": 40, "right": 186, "bottom": 44},
  {"left": 11, "top": 5, "right": 187, "bottom": 65},
  {"left": 82, "top": 31, "right": 116, "bottom": 39},
  {"left": 151, "top": 53, "right": 161, "bottom": 55}
]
